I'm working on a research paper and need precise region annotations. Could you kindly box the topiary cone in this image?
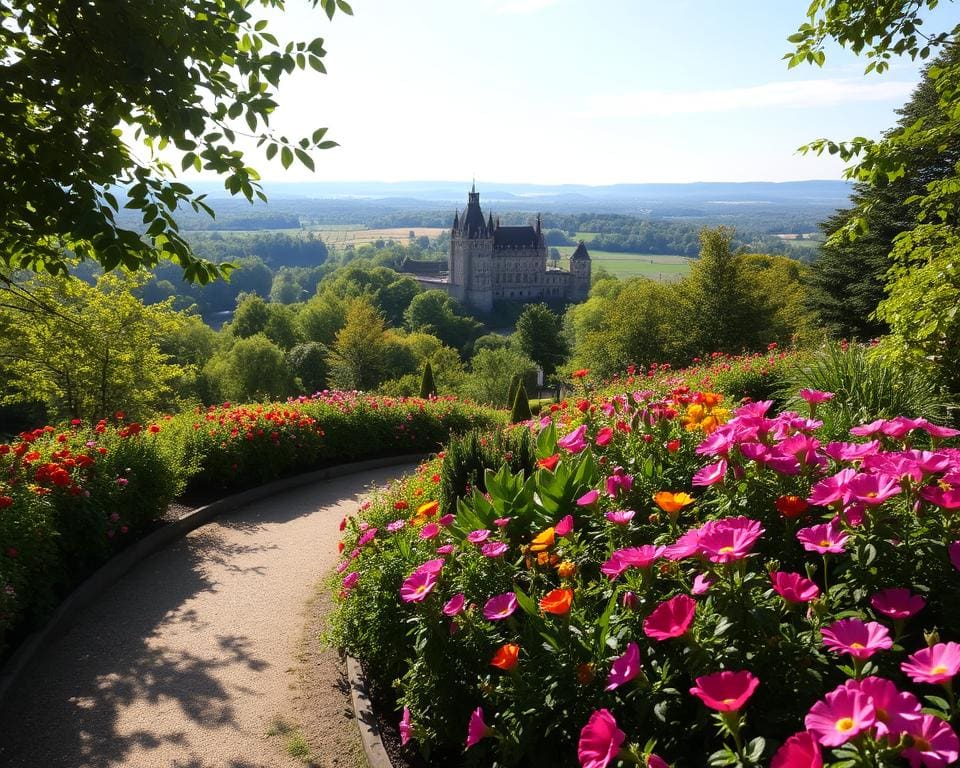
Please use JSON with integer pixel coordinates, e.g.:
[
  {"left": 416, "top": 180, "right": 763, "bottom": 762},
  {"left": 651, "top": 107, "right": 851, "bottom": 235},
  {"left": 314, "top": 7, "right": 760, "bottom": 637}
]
[
  {"left": 510, "top": 381, "right": 532, "bottom": 423},
  {"left": 419, "top": 361, "right": 437, "bottom": 398}
]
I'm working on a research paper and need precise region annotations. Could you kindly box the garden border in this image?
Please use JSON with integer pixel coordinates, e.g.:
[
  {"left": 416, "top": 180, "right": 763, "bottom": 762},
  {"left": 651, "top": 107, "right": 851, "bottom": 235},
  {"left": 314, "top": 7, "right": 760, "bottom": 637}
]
[
  {"left": 347, "top": 654, "right": 396, "bottom": 768},
  {"left": 0, "top": 452, "right": 427, "bottom": 709}
]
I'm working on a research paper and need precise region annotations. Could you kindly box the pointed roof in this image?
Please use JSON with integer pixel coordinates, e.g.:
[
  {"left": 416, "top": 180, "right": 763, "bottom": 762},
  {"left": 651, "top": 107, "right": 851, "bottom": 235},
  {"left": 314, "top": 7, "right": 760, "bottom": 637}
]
[
  {"left": 452, "top": 210, "right": 460, "bottom": 230},
  {"left": 571, "top": 240, "right": 591, "bottom": 260},
  {"left": 461, "top": 187, "right": 488, "bottom": 238}
]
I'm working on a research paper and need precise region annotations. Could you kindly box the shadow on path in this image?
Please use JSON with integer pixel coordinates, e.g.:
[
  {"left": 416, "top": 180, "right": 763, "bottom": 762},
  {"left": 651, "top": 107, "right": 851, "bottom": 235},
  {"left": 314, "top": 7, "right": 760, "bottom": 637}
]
[{"left": 0, "top": 466, "right": 408, "bottom": 768}]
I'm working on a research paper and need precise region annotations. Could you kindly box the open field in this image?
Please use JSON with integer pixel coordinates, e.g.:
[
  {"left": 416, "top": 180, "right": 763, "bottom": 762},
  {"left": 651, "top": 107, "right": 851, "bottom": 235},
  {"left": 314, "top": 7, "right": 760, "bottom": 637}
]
[
  {"left": 310, "top": 226, "right": 448, "bottom": 247},
  {"left": 554, "top": 246, "right": 692, "bottom": 281}
]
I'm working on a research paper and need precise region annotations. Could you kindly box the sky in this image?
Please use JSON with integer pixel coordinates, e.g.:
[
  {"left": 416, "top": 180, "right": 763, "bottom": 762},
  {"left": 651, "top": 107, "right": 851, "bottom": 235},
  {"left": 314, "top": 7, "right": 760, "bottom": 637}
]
[{"left": 197, "top": 0, "right": 960, "bottom": 186}]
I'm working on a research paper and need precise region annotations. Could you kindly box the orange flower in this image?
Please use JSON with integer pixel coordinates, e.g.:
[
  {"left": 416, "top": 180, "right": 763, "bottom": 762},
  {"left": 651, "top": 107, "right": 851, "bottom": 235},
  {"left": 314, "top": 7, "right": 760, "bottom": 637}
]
[
  {"left": 491, "top": 643, "right": 520, "bottom": 671},
  {"left": 701, "top": 392, "right": 723, "bottom": 408},
  {"left": 775, "top": 495, "right": 809, "bottom": 518},
  {"left": 653, "top": 491, "right": 694, "bottom": 514},
  {"left": 528, "top": 527, "right": 556, "bottom": 553},
  {"left": 417, "top": 500, "right": 439, "bottom": 518},
  {"left": 576, "top": 662, "right": 596, "bottom": 685},
  {"left": 536, "top": 551, "right": 560, "bottom": 567},
  {"left": 540, "top": 588, "right": 574, "bottom": 615},
  {"left": 557, "top": 561, "right": 577, "bottom": 578}
]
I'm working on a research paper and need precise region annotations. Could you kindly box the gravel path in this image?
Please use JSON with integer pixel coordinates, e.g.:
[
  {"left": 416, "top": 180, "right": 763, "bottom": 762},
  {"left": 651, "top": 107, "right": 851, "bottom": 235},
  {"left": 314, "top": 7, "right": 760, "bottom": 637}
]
[{"left": 0, "top": 464, "right": 412, "bottom": 768}]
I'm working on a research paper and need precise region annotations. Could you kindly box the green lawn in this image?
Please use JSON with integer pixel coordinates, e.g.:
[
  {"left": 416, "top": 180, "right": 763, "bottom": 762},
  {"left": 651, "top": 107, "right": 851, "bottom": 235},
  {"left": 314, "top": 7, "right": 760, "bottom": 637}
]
[{"left": 553, "top": 247, "right": 692, "bottom": 281}]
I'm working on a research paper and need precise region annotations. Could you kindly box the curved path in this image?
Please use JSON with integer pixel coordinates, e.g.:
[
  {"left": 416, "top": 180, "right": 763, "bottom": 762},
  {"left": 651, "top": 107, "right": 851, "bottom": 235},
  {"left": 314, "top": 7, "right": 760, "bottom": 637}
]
[{"left": 0, "top": 464, "right": 412, "bottom": 768}]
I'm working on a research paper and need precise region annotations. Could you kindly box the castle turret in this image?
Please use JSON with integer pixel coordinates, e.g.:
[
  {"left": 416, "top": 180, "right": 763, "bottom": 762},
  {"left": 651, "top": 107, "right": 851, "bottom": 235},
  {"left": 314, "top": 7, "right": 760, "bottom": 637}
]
[
  {"left": 449, "top": 186, "right": 493, "bottom": 311},
  {"left": 569, "top": 240, "right": 591, "bottom": 301}
]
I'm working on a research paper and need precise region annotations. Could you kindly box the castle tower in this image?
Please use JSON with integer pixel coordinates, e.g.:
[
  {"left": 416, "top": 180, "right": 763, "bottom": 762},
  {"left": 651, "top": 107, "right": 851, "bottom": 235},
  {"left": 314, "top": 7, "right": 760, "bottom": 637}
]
[
  {"left": 569, "top": 240, "right": 592, "bottom": 301},
  {"left": 449, "top": 184, "right": 493, "bottom": 311}
]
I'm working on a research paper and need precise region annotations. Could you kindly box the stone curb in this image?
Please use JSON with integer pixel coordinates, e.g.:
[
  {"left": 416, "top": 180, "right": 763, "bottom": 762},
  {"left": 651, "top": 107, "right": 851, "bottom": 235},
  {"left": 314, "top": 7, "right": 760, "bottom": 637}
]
[
  {"left": 0, "top": 452, "right": 427, "bottom": 709},
  {"left": 347, "top": 654, "right": 395, "bottom": 768}
]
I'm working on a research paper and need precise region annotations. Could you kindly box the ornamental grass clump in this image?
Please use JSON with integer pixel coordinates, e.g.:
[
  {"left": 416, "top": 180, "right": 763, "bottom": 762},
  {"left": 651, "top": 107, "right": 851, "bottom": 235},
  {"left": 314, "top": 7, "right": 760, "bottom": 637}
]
[{"left": 331, "top": 384, "right": 960, "bottom": 767}]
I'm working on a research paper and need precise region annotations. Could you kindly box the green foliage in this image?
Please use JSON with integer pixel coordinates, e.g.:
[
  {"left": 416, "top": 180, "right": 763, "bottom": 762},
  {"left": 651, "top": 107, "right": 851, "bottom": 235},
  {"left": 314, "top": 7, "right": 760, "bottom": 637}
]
[
  {"left": 419, "top": 361, "right": 437, "bottom": 399},
  {"left": 509, "top": 382, "right": 532, "bottom": 423},
  {"left": 0, "top": 0, "right": 351, "bottom": 281},
  {"left": 288, "top": 342, "right": 328, "bottom": 394},
  {"left": 780, "top": 342, "right": 954, "bottom": 438},
  {"left": 514, "top": 303, "right": 568, "bottom": 376},
  {"left": 787, "top": 4, "right": 960, "bottom": 391},
  {"left": 404, "top": 290, "right": 483, "bottom": 352},
  {"left": 437, "top": 428, "right": 535, "bottom": 517},
  {"left": 0, "top": 271, "right": 189, "bottom": 420},
  {"left": 463, "top": 348, "right": 537, "bottom": 407},
  {"left": 326, "top": 297, "right": 388, "bottom": 391},
  {"left": 205, "top": 333, "right": 293, "bottom": 402}
]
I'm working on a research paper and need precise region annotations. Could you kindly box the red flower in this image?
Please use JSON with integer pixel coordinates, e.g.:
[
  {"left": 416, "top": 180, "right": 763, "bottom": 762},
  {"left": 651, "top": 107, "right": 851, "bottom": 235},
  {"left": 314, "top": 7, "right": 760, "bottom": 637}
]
[
  {"left": 690, "top": 670, "right": 760, "bottom": 712},
  {"left": 666, "top": 439, "right": 681, "bottom": 453},
  {"left": 776, "top": 495, "right": 809, "bottom": 518},
  {"left": 0, "top": 496, "right": 13, "bottom": 509},
  {"left": 394, "top": 500, "right": 409, "bottom": 511},
  {"left": 537, "top": 454, "right": 560, "bottom": 472},
  {"left": 572, "top": 369, "right": 590, "bottom": 379}
]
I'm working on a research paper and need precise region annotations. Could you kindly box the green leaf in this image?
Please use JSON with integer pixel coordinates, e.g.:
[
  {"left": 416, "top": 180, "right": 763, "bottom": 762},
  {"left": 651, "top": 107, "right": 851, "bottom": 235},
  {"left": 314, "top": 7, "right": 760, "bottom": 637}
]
[{"left": 280, "top": 146, "right": 293, "bottom": 169}]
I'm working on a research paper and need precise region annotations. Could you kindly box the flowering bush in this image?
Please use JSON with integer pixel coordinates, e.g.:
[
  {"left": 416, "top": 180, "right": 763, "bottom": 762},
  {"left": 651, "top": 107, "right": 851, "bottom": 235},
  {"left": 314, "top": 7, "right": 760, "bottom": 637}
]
[
  {"left": 331, "top": 385, "right": 960, "bottom": 767},
  {"left": 0, "top": 393, "right": 503, "bottom": 660},
  {"left": 0, "top": 416, "right": 183, "bottom": 655},
  {"left": 169, "top": 392, "right": 505, "bottom": 493}
]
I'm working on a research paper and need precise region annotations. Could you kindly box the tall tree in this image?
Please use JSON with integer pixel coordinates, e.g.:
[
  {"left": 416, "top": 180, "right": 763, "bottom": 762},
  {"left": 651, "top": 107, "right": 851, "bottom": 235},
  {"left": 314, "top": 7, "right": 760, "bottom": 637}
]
[
  {"left": 787, "top": 1, "right": 960, "bottom": 392},
  {"left": 0, "top": 0, "right": 350, "bottom": 281},
  {"left": 514, "top": 303, "right": 568, "bottom": 376},
  {"left": 326, "top": 297, "right": 388, "bottom": 391},
  {"left": 0, "top": 271, "right": 187, "bottom": 420},
  {"left": 806, "top": 49, "right": 960, "bottom": 340}
]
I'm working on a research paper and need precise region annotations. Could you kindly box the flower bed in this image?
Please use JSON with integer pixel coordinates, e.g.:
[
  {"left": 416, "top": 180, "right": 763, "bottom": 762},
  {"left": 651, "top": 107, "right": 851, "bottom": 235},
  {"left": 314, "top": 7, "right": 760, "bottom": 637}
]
[
  {"left": 0, "top": 394, "right": 504, "bottom": 659},
  {"left": 331, "top": 385, "right": 960, "bottom": 767}
]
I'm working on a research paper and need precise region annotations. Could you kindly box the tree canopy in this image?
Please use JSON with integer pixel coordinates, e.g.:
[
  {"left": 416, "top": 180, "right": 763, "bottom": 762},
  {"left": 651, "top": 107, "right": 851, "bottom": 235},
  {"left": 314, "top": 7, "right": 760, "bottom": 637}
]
[{"left": 0, "top": 0, "right": 350, "bottom": 281}]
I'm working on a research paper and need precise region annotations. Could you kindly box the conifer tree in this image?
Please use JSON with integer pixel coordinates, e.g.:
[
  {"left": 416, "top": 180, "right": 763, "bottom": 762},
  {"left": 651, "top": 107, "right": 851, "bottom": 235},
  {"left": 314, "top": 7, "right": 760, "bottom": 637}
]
[
  {"left": 510, "top": 381, "right": 532, "bottom": 423},
  {"left": 506, "top": 373, "right": 522, "bottom": 411},
  {"left": 419, "top": 361, "right": 437, "bottom": 399}
]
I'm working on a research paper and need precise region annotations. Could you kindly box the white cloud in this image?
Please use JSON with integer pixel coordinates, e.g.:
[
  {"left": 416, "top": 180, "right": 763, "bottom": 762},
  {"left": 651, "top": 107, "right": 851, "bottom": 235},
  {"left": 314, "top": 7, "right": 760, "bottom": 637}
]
[{"left": 579, "top": 78, "right": 917, "bottom": 117}]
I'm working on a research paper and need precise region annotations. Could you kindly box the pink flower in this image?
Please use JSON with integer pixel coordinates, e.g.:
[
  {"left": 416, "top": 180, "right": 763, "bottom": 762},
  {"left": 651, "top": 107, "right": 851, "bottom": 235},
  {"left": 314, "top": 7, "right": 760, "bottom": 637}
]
[
  {"left": 692, "top": 573, "right": 713, "bottom": 595},
  {"left": 821, "top": 618, "right": 893, "bottom": 660},
  {"left": 605, "top": 642, "right": 642, "bottom": 691},
  {"left": 555, "top": 514, "right": 575, "bottom": 536},
  {"left": 689, "top": 669, "right": 759, "bottom": 712},
  {"left": 850, "top": 419, "right": 887, "bottom": 438},
  {"left": 466, "top": 707, "right": 489, "bottom": 748},
  {"left": 692, "top": 459, "right": 727, "bottom": 486},
  {"left": 805, "top": 685, "right": 876, "bottom": 746},
  {"left": 467, "top": 529, "right": 491, "bottom": 544},
  {"left": 796, "top": 518, "right": 849, "bottom": 555},
  {"left": 600, "top": 545, "right": 662, "bottom": 579},
  {"left": 901, "top": 642, "right": 960, "bottom": 685},
  {"left": 808, "top": 468, "right": 857, "bottom": 507},
  {"left": 483, "top": 592, "right": 518, "bottom": 621},
  {"left": 399, "top": 707, "right": 412, "bottom": 746},
  {"left": 481, "top": 541, "right": 508, "bottom": 558},
  {"left": 387, "top": 519, "right": 406, "bottom": 532},
  {"left": 770, "top": 571, "right": 820, "bottom": 604},
  {"left": 577, "top": 709, "right": 625, "bottom": 768},
  {"left": 493, "top": 517, "right": 511, "bottom": 527},
  {"left": 647, "top": 756, "right": 669, "bottom": 768},
  {"left": 443, "top": 593, "right": 465, "bottom": 616},
  {"left": 438, "top": 513, "right": 455, "bottom": 526},
  {"left": 643, "top": 594, "right": 696, "bottom": 641},
  {"left": 605, "top": 509, "right": 635, "bottom": 525},
  {"left": 419, "top": 523, "right": 440, "bottom": 540},
  {"left": 950, "top": 542, "right": 960, "bottom": 571},
  {"left": 415, "top": 558, "right": 445, "bottom": 575},
  {"left": 900, "top": 714, "right": 959, "bottom": 768},
  {"left": 605, "top": 468, "right": 633, "bottom": 497},
  {"left": 800, "top": 388, "right": 835, "bottom": 404},
  {"left": 400, "top": 570, "right": 438, "bottom": 603},
  {"left": 696, "top": 516, "right": 764, "bottom": 563},
  {"left": 661, "top": 528, "right": 700, "bottom": 561},
  {"left": 342, "top": 571, "right": 360, "bottom": 590},
  {"left": 824, "top": 440, "right": 881, "bottom": 462},
  {"left": 920, "top": 485, "right": 960, "bottom": 509},
  {"left": 847, "top": 472, "right": 902, "bottom": 505},
  {"left": 577, "top": 489, "right": 600, "bottom": 506},
  {"left": 871, "top": 588, "right": 926, "bottom": 620},
  {"left": 922, "top": 422, "right": 960, "bottom": 440},
  {"left": 771, "top": 731, "right": 822, "bottom": 768},
  {"left": 844, "top": 676, "right": 921, "bottom": 740},
  {"left": 558, "top": 425, "right": 588, "bottom": 453}
]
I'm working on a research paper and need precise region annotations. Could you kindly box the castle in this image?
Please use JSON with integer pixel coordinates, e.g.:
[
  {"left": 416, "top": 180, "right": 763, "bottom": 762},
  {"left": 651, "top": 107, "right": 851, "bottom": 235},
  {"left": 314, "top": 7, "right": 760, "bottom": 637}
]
[{"left": 401, "top": 186, "right": 591, "bottom": 312}]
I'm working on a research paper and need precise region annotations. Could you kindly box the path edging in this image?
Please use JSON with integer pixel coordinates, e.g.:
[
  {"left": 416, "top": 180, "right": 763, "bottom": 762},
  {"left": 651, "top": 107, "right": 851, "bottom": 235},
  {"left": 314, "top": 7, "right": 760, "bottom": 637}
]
[
  {"left": 347, "top": 655, "right": 395, "bottom": 768},
  {"left": 0, "top": 452, "right": 426, "bottom": 709}
]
